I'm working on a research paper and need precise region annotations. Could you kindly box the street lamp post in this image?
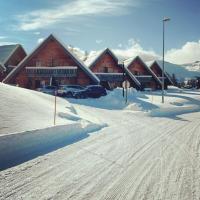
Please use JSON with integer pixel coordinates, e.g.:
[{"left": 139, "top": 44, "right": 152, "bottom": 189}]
[{"left": 162, "top": 17, "right": 170, "bottom": 103}]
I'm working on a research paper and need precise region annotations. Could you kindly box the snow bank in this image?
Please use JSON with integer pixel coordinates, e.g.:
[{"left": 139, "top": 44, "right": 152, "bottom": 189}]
[
  {"left": 70, "top": 87, "right": 200, "bottom": 118},
  {"left": 0, "top": 120, "right": 106, "bottom": 170},
  {"left": 0, "top": 83, "right": 81, "bottom": 135},
  {"left": 70, "top": 88, "right": 155, "bottom": 111}
]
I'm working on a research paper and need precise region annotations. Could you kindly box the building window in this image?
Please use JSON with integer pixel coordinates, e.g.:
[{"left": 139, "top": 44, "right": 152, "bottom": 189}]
[
  {"left": 104, "top": 67, "right": 108, "bottom": 73},
  {"left": 108, "top": 68, "right": 114, "bottom": 73},
  {"left": 36, "top": 60, "right": 42, "bottom": 67}
]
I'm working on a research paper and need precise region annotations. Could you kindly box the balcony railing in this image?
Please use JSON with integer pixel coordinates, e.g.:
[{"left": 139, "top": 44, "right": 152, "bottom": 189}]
[
  {"left": 95, "top": 73, "right": 124, "bottom": 81},
  {"left": 26, "top": 66, "right": 78, "bottom": 77},
  {"left": 135, "top": 75, "right": 153, "bottom": 82}
]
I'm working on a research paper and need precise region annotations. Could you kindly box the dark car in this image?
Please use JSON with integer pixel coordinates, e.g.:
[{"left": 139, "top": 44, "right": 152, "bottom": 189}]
[{"left": 73, "top": 85, "right": 107, "bottom": 99}]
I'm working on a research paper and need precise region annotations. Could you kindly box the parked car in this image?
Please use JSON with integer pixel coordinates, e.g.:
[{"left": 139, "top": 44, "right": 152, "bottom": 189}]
[
  {"left": 37, "top": 85, "right": 57, "bottom": 95},
  {"left": 73, "top": 85, "right": 107, "bottom": 99},
  {"left": 57, "top": 85, "right": 85, "bottom": 97}
]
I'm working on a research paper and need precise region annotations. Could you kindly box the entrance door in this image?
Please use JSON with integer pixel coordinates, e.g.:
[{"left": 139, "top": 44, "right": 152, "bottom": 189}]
[{"left": 35, "top": 80, "right": 41, "bottom": 88}]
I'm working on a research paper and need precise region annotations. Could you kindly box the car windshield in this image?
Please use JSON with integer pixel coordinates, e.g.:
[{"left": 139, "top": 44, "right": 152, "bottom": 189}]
[
  {"left": 46, "top": 86, "right": 56, "bottom": 89},
  {"left": 60, "top": 85, "right": 84, "bottom": 89}
]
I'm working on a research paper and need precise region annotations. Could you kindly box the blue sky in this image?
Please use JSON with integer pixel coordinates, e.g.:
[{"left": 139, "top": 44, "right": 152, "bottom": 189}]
[{"left": 0, "top": 0, "right": 199, "bottom": 64}]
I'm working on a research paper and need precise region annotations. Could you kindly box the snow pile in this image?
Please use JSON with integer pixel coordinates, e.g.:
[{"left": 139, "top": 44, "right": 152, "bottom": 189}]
[
  {"left": 0, "top": 83, "right": 81, "bottom": 135},
  {"left": 0, "top": 83, "right": 106, "bottom": 136},
  {"left": 0, "top": 83, "right": 107, "bottom": 169},
  {"left": 70, "top": 87, "right": 200, "bottom": 118},
  {"left": 70, "top": 88, "right": 143, "bottom": 110}
]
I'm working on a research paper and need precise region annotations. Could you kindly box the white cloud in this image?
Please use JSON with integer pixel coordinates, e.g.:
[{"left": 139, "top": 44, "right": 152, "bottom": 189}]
[
  {"left": 96, "top": 40, "right": 103, "bottom": 44},
  {"left": 34, "top": 32, "right": 41, "bottom": 35},
  {"left": 0, "top": 42, "right": 16, "bottom": 46},
  {"left": 112, "top": 38, "right": 160, "bottom": 61},
  {"left": 0, "top": 36, "right": 7, "bottom": 40},
  {"left": 16, "top": 0, "right": 137, "bottom": 31},
  {"left": 166, "top": 40, "right": 200, "bottom": 64},
  {"left": 37, "top": 38, "right": 45, "bottom": 44},
  {"left": 73, "top": 38, "right": 160, "bottom": 63}
]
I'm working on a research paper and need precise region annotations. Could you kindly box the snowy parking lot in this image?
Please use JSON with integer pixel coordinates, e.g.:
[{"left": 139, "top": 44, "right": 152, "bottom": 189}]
[{"left": 0, "top": 84, "right": 200, "bottom": 199}]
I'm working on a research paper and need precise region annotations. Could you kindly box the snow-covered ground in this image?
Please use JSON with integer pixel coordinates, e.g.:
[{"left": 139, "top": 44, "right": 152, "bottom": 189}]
[{"left": 0, "top": 84, "right": 200, "bottom": 199}]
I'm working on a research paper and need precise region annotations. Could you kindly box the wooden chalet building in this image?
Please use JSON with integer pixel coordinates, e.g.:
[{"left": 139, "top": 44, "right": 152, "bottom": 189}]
[
  {"left": 124, "top": 56, "right": 162, "bottom": 90},
  {"left": 3, "top": 34, "right": 99, "bottom": 89},
  {"left": 0, "top": 44, "right": 26, "bottom": 81},
  {"left": 85, "top": 48, "right": 141, "bottom": 90},
  {"left": 146, "top": 60, "right": 174, "bottom": 89}
]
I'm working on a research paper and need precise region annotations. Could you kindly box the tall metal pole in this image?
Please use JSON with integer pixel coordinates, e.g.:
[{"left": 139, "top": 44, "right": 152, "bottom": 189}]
[
  {"left": 54, "top": 90, "right": 57, "bottom": 126},
  {"left": 162, "top": 17, "right": 170, "bottom": 103},
  {"left": 162, "top": 20, "right": 165, "bottom": 103},
  {"left": 122, "top": 62, "right": 125, "bottom": 97}
]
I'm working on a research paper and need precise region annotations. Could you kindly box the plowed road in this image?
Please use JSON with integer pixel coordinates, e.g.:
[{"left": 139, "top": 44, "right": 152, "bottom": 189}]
[{"left": 1, "top": 105, "right": 200, "bottom": 200}]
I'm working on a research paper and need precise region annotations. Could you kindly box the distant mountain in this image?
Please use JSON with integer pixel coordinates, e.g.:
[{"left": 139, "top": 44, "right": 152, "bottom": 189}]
[
  {"left": 182, "top": 61, "right": 200, "bottom": 73},
  {"left": 156, "top": 60, "right": 200, "bottom": 81}
]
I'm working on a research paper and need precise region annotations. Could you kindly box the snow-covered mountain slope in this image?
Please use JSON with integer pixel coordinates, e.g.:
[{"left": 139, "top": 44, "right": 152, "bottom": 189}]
[
  {"left": 0, "top": 83, "right": 82, "bottom": 135},
  {"left": 156, "top": 60, "right": 200, "bottom": 80},
  {"left": 182, "top": 61, "right": 200, "bottom": 73}
]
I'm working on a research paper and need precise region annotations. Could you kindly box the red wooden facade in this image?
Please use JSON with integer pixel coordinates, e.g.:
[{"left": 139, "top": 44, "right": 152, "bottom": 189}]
[
  {"left": 125, "top": 56, "right": 162, "bottom": 90},
  {"left": 89, "top": 48, "right": 141, "bottom": 90},
  {"left": 0, "top": 45, "right": 26, "bottom": 81},
  {"left": 4, "top": 35, "right": 99, "bottom": 89},
  {"left": 150, "top": 61, "right": 173, "bottom": 88}
]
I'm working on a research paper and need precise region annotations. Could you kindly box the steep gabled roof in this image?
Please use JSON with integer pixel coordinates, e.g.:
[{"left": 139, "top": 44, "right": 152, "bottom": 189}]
[
  {"left": 124, "top": 56, "right": 162, "bottom": 86},
  {"left": 146, "top": 60, "right": 174, "bottom": 85},
  {"left": 0, "top": 44, "right": 20, "bottom": 64},
  {"left": 3, "top": 34, "right": 99, "bottom": 84},
  {"left": 123, "top": 66, "right": 141, "bottom": 88},
  {"left": 0, "top": 62, "right": 6, "bottom": 72},
  {"left": 88, "top": 48, "right": 118, "bottom": 69}
]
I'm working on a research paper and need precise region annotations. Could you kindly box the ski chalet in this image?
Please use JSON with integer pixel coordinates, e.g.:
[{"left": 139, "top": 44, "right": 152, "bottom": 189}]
[
  {"left": 3, "top": 34, "right": 99, "bottom": 89},
  {"left": 124, "top": 56, "right": 162, "bottom": 90},
  {"left": 0, "top": 44, "right": 26, "bottom": 81},
  {"left": 85, "top": 48, "right": 141, "bottom": 90}
]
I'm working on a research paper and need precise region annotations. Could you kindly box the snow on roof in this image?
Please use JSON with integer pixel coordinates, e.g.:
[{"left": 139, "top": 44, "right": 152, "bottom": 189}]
[
  {"left": 146, "top": 60, "right": 174, "bottom": 85},
  {"left": 123, "top": 56, "right": 137, "bottom": 67},
  {"left": 84, "top": 50, "right": 102, "bottom": 67},
  {"left": 0, "top": 62, "right": 6, "bottom": 72},
  {"left": 145, "top": 60, "right": 155, "bottom": 68},
  {"left": 0, "top": 44, "right": 19, "bottom": 64},
  {"left": 155, "top": 60, "right": 200, "bottom": 79},
  {"left": 85, "top": 48, "right": 118, "bottom": 69},
  {"left": 123, "top": 56, "right": 162, "bottom": 86},
  {"left": 124, "top": 67, "right": 141, "bottom": 87},
  {"left": 4, "top": 34, "right": 100, "bottom": 84}
]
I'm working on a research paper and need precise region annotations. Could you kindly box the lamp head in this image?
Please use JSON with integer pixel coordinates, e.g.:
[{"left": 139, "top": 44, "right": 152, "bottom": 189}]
[{"left": 163, "top": 17, "right": 170, "bottom": 22}]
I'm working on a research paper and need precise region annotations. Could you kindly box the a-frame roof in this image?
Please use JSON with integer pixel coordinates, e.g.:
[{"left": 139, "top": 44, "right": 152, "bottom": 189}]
[
  {"left": 123, "top": 66, "right": 141, "bottom": 88},
  {"left": 0, "top": 44, "right": 26, "bottom": 66},
  {"left": 0, "top": 62, "right": 6, "bottom": 72},
  {"left": 3, "top": 34, "right": 100, "bottom": 84},
  {"left": 124, "top": 56, "right": 162, "bottom": 86},
  {"left": 87, "top": 48, "right": 118, "bottom": 69},
  {"left": 146, "top": 60, "right": 174, "bottom": 85}
]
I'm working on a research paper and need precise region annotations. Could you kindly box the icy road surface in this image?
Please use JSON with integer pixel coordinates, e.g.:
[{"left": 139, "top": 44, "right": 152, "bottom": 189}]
[{"left": 1, "top": 103, "right": 200, "bottom": 200}]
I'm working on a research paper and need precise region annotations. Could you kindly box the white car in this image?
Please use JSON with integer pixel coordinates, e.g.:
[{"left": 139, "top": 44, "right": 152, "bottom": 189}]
[
  {"left": 57, "top": 85, "right": 85, "bottom": 97},
  {"left": 37, "top": 86, "right": 57, "bottom": 95}
]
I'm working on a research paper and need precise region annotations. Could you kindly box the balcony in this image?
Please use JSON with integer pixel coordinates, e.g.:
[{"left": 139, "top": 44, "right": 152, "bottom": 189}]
[
  {"left": 26, "top": 66, "right": 78, "bottom": 77},
  {"left": 95, "top": 73, "right": 124, "bottom": 82},
  {"left": 135, "top": 75, "right": 153, "bottom": 83}
]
